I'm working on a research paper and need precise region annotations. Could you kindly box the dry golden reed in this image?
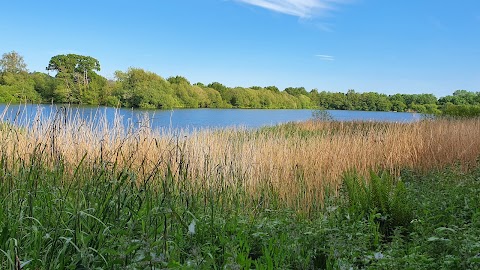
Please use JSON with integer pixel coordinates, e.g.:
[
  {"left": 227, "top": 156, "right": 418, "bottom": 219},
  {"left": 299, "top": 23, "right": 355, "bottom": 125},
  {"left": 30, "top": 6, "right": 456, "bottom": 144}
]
[{"left": 2, "top": 109, "right": 480, "bottom": 210}]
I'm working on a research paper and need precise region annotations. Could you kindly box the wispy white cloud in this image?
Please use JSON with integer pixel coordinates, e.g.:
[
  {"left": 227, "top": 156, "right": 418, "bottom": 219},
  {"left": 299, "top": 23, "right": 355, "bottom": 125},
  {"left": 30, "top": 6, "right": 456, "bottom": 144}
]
[
  {"left": 315, "top": 54, "right": 334, "bottom": 61},
  {"left": 235, "top": 0, "right": 347, "bottom": 18}
]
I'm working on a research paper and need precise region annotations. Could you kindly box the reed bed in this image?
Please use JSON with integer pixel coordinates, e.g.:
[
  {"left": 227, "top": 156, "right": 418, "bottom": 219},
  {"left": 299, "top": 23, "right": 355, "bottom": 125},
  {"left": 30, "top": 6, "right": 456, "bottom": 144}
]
[
  {"left": 1, "top": 109, "right": 480, "bottom": 211},
  {"left": 2, "top": 108, "right": 480, "bottom": 269}
]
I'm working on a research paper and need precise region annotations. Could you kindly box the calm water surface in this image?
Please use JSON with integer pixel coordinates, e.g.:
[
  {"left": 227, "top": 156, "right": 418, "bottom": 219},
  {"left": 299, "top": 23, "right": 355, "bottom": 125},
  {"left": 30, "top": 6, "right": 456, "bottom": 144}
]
[{"left": 0, "top": 104, "right": 422, "bottom": 130}]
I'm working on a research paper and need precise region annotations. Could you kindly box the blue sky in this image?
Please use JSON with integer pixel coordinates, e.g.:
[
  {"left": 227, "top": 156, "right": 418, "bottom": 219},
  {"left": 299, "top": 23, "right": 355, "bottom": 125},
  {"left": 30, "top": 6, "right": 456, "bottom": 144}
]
[{"left": 1, "top": 0, "right": 479, "bottom": 97}]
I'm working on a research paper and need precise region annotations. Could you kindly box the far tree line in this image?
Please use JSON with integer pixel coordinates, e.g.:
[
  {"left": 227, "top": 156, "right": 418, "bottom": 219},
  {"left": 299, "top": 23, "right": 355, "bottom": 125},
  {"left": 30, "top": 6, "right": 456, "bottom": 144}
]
[{"left": 1, "top": 51, "right": 479, "bottom": 114}]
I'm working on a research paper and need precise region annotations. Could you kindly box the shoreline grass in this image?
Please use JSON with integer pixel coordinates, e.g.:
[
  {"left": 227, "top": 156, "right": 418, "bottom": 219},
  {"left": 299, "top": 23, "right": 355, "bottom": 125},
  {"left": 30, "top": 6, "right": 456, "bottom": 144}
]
[
  {"left": 1, "top": 110, "right": 480, "bottom": 268},
  {"left": 3, "top": 110, "right": 480, "bottom": 210}
]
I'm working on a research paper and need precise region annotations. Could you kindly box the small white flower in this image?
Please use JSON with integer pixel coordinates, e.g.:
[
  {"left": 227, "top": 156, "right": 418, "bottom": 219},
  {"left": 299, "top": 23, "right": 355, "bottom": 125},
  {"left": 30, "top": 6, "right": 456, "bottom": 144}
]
[
  {"left": 188, "top": 220, "right": 196, "bottom": 235},
  {"left": 374, "top": 252, "right": 384, "bottom": 260}
]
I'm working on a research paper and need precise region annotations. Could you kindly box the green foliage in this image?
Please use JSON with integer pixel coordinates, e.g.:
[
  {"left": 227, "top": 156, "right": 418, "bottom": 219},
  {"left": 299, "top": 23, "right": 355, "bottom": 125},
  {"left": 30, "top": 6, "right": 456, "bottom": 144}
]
[
  {"left": 371, "top": 168, "right": 480, "bottom": 269},
  {"left": 265, "top": 85, "right": 280, "bottom": 93},
  {"left": 285, "top": 86, "right": 308, "bottom": 97},
  {"left": 167, "top": 75, "right": 190, "bottom": 85},
  {"left": 391, "top": 100, "right": 407, "bottom": 112},
  {"left": 2, "top": 50, "right": 480, "bottom": 113},
  {"left": 114, "top": 68, "right": 180, "bottom": 109},
  {"left": 0, "top": 72, "right": 42, "bottom": 103},
  {"left": 439, "top": 90, "right": 480, "bottom": 106},
  {"left": 309, "top": 90, "right": 449, "bottom": 113},
  {"left": 0, "top": 51, "right": 27, "bottom": 74},
  {"left": 46, "top": 54, "right": 100, "bottom": 75},
  {"left": 440, "top": 104, "right": 480, "bottom": 118},
  {"left": 342, "top": 171, "right": 414, "bottom": 237},
  {"left": 46, "top": 54, "right": 105, "bottom": 104},
  {"left": 207, "top": 81, "right": 228, "bottom": 93},
  {"left": 30, "top": 72, "right": 56, "bottom": 101}
]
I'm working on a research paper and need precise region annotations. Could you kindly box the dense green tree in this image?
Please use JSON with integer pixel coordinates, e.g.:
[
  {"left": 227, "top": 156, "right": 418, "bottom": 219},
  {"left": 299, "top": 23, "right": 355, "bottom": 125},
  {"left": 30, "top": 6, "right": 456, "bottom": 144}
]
[
  {"left": 0, "top": 72, "right": 42, "bottom": 103},
  {"left": 168, "top": 75, "right": 218, "bottom": 108},
  {"left": 30, "top": 72, "right": 56, "bottom": 101},
  {"left": 308, "top": 89, "right": 320, "bottom": 107},
  {"left": 47, "top": 54, "right": 100, "bottom": 77},
  {"left": 391, "top": 100, "right": 407, "bottom": 112},
  {"left": 313, "top": 91, "right": 332, "bottom": 109},
  {"left": 376, "top": 93, "right": 392, "bottom": 111},
  {"left": 329, "top": 92, "right": 347, "bottom": 110},
  {"left": 2, "top": 50, "right": 478, "bottom": 113},
  {"left": 228, "top": 87, "right": 256, "bottom": 108},
  {"left": 265, "top": 86, "right": 280, "bottom": 93},
  {"left": 423, "top": 103, "right": 441, "bottom": 114},
  {"left": 172, "top": 82, "right": 199, "bottom": 108},
  {"left": 0, "top": 51, "right": 40, "bottom": 103},
  {"left": 206, "top": 82, "right": 230, "bottom": 102},
  {"left": 389, "top": 94, "right": 406, "bottom": 110},
  {"left": 284, "top": 87, "right": 308, "bottom": 97},
  {"left": 438, "top": 90, "right": 480, "bottom": 106},
  {"left": 402, "top": 94, "right": 437, "bottom": 108},
  {"left": 191, "top": 85, "right": 211, "bottom": 108},
  {"left": 208, "top": 82, "right": 228, "bottom": 93},
  {"left": 81, "top": 73, "right": 108, "bottom": 105},
  {"left": 257, "top": 89, "right": 276, "bottom": 108},
  {"left": 415, "top": 94, "right": 437, "bottom": 105},
  {"left": 279, "top": 92, "right": 301, "bottom": 108},
  {"left": 343, "top": 89, "right": 358, "bottom": 110},
  {"left": 441, "top": 104, "right": 480, "bottom": 117},
  {"left": 0, "top": 51, "right": 28, "bottom": 74},
  {"left": 46, "top": 54, "right": 103, "bottom": 104},
  {"left": 296, "top": 94, "right": 312, "bottom": 109},
  {"left": 167, "top": 76, "right": 190, "bottom": 85},
  {"left": 114, "top": 68, "right": 180, "bottom": 109},
  {"left": 203, "top": 86, "right": 225, "bottom": 108}
]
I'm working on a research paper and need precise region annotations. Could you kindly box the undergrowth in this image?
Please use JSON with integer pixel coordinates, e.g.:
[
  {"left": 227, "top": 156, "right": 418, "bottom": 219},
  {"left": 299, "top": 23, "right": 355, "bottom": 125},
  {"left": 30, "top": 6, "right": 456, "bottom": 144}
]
[{"left": 0, "top": 155, "right": 479, "bottom": 269}]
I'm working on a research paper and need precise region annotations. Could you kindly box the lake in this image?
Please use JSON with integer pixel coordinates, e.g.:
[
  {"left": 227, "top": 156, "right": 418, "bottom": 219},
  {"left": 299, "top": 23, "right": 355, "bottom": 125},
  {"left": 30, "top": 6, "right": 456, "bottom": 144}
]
[{"left": 0, "top": 104, "right": 423, "bottom": 130}]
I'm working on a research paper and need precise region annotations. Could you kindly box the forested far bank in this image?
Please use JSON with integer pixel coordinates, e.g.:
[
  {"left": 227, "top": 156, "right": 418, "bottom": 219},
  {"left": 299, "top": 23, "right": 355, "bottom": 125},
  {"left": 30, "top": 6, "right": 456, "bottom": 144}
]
[{"left": 1, "top": 51, "right": 480, "bottom": 113}]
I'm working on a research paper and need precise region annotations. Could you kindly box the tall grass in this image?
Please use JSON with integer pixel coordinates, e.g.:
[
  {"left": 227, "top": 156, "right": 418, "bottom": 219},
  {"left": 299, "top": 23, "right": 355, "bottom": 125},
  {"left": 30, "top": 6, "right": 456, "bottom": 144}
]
[
  {"left": 1, "top": 108, "right": 480, "bottom": 268},
  {"left": 2, "top": 108, "right": 480, "bottom": 212}
]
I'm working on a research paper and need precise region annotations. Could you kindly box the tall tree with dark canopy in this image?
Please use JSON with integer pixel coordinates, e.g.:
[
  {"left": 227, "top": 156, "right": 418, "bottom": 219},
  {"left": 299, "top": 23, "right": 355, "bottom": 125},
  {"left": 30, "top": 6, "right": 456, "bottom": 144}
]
[{"left": 46, "top": 54, "right": 102, "bottom": 103}]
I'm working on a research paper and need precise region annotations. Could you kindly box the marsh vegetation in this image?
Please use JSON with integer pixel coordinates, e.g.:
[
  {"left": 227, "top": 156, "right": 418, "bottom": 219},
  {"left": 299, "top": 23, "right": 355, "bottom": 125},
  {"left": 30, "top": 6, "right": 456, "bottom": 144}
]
[{"left": 1, "top": 110, "right": 480, "bottom": 269}]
